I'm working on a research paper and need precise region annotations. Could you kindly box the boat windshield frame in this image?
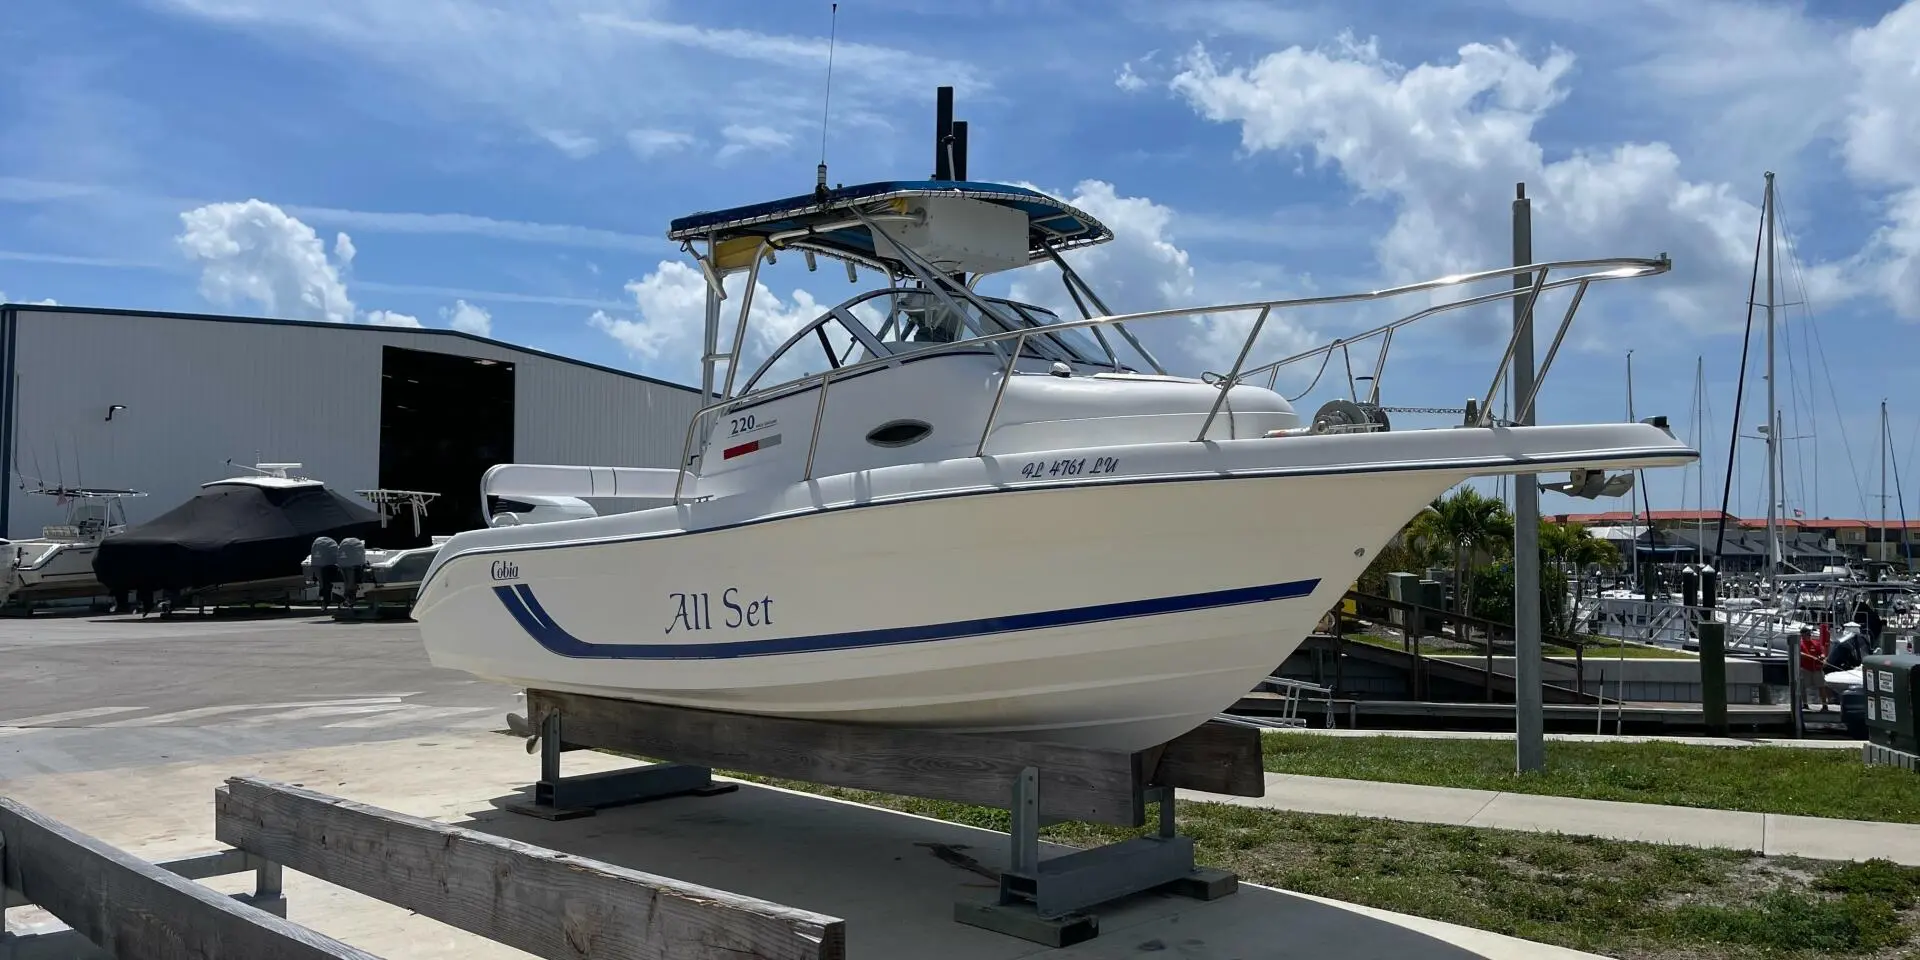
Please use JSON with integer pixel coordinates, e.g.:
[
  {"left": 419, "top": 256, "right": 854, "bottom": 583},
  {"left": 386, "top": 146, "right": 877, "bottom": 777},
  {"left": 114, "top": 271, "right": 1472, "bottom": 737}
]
[
  {"left": 675, "top": 183, "right": 1170, "bottom": 415},
  {"left": 669, "top": 251, "right": 1675, "bottom": 503},
  {"left": 20, "top": 486, "right": 144, "bottom": 537},
  {"left": 735, "top": 287, "right": 1128, "bottom": 396}
]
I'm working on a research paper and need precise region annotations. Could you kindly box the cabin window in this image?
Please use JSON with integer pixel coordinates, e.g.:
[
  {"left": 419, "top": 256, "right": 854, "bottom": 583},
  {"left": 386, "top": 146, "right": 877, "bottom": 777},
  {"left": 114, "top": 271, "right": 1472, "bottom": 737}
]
[{"left": 866, "top": 419, "right": 932, "bottom": 447}]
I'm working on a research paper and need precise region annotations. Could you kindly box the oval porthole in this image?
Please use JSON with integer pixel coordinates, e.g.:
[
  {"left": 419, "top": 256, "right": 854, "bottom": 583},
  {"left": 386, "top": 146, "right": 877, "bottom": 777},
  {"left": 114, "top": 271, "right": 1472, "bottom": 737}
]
[{"left": 867, "top": 419, "right": 932, "bottom": 447}]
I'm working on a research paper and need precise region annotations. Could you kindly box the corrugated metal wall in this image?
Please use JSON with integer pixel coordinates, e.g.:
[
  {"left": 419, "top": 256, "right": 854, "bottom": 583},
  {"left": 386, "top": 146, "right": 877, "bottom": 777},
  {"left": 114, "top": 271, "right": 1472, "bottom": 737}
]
[{"left": 2, "top": 308, "right": 699, "bottom": 537}]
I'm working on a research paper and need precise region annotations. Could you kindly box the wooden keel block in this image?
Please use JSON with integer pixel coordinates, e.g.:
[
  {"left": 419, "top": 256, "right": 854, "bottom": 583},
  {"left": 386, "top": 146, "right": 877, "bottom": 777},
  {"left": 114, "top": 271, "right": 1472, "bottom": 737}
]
[
  {"left": 526, "top": 689, "right": 1150, "bottom": 827},
  {"left": 1149, "top": 720, "right": 1265, "bottom": 797}
]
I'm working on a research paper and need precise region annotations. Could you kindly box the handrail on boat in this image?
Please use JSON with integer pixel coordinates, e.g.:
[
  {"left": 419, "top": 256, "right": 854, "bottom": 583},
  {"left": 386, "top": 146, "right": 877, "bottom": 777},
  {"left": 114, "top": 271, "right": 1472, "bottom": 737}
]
[{"left": 669, "top": 254, "right": 1671, "bottom": 504}]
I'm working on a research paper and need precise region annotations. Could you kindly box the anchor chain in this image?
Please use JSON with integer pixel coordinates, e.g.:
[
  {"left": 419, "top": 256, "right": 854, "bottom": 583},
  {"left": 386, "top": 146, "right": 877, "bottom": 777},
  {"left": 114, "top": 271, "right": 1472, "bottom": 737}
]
[{"left": 1374, "top": 405, "right": 1469, "bottom": 415}]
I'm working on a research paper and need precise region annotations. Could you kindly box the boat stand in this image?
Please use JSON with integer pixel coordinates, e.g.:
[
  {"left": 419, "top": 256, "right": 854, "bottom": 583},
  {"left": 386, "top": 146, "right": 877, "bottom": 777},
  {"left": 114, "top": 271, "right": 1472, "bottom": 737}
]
[
  {"left": 503, "top": 711, "right": 738, "bottom": 820},
  {"left": 953, "top": 766, "right": 1237, "bottom": 946},
  {"left": 505, "top": 689, "right": 1261, "bottom": 947}
]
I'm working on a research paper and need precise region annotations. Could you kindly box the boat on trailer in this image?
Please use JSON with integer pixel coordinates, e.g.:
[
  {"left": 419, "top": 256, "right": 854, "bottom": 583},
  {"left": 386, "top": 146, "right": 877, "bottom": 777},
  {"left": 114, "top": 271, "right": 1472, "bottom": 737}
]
[
  {"left": 413, "top": 89, "right": 1697, "bottom": 751},
  {"left": 1, "top": 485, "right": 145, "bottom": 609}
]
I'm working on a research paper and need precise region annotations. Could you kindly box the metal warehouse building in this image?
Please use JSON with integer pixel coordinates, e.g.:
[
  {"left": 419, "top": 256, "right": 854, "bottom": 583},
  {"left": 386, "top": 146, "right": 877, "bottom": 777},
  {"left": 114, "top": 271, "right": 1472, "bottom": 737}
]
[{"left": 0, "top": 303, "right": 701, "bottom": 540}]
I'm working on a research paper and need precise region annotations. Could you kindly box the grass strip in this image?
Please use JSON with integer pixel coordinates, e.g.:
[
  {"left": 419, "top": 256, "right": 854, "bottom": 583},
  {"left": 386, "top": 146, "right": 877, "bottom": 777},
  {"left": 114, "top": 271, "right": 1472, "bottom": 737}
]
[
  {"left": 1260, "top": 733, "right": 1920, "bottom": 823},
  {"left": 725, "top": 770, "right": 1920, "bottom": 960}
]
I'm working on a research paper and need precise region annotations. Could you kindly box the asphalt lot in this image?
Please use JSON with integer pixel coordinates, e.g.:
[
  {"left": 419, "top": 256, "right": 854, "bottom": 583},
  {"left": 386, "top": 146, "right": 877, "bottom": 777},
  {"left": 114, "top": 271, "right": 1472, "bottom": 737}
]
[{"left": 0, "top": 610, "right": 520, "bottom": 779}]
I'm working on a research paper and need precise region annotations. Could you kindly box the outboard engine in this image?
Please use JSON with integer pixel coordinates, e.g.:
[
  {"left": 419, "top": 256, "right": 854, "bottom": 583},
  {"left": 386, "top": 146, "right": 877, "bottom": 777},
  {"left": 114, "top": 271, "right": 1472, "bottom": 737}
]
[
  {"left": 309, "top": 536, "right": 340, "bottom": 605},
  {"left": 338, "top": 537, "right": 368, "bottom": 603}
]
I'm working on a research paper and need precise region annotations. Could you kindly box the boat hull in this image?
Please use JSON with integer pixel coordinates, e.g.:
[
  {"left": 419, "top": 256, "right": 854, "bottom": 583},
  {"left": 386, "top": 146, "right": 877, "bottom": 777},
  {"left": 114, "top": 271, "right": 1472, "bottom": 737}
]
[
  {"left": 415, "top": 422, "right": 1696, "bottom": 751},
  {"left": 419, "top": 470, "right": 1459, "bottom": 750},
  {"left": 4, "top": 541, "right": 111, "bottom": 605}
]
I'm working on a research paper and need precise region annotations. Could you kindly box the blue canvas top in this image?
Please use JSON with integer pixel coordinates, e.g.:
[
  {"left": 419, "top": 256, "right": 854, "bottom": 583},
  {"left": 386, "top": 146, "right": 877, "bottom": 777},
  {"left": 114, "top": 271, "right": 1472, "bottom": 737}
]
[{"left": 666, "top": 180, "right": 1111, "bottom": 270}]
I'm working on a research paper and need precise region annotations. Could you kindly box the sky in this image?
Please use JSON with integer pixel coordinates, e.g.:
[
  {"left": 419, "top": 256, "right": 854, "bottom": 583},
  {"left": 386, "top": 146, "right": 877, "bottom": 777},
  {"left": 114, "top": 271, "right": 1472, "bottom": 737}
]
[{"left": 1, "top": 0, "right": 1916, "bottom": 522}]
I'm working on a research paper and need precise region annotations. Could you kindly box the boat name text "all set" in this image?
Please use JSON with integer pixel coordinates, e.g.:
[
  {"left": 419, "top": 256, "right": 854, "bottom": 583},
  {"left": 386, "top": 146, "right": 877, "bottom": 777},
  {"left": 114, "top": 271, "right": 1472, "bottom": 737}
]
[
  {"left": 665, "top": 589, "right": 774, "bottom": 634},
  {"left": 1019, "top": 456, "right": 1120, "bottom": 480}
]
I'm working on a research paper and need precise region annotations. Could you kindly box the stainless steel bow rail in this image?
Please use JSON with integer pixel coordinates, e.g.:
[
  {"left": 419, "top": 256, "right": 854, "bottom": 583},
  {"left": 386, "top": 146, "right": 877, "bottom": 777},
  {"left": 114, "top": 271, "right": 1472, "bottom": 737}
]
[{"left": 669, "top": 253, "right": 1671, "bottom": 503}]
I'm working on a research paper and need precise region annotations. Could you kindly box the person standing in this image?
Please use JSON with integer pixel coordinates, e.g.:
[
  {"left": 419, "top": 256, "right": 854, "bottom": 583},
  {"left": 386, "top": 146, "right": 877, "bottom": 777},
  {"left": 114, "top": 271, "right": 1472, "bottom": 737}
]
[{"left": 1798, "top": 625, "right": 1835, "bottom": 712}]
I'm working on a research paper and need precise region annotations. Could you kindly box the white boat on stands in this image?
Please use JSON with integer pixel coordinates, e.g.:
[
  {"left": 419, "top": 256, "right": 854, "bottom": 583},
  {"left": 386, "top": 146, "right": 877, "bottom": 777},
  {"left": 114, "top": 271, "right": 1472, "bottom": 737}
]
[
  {"left": 413, "top": 104, "right": 1696, "bottom": 751},
  {"left": 0, "top": 486, "right": 145, "bottom": 609}
]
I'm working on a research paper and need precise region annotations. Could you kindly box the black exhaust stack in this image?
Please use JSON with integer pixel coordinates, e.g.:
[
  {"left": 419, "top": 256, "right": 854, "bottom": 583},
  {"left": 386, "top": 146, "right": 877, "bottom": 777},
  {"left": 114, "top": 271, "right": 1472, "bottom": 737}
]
[
  {"left": 951, "top": 120, "right": 968, "bottom": 181},
  {"left": 933, "top": 86, "right": 954, "bottom": 180}
]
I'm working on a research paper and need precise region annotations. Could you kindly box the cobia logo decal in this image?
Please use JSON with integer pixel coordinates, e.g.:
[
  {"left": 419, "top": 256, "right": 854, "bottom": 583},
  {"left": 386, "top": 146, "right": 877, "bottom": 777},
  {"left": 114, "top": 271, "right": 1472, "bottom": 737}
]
[{"left": 490, "top": 560, "right": 521, "bottom": 581}]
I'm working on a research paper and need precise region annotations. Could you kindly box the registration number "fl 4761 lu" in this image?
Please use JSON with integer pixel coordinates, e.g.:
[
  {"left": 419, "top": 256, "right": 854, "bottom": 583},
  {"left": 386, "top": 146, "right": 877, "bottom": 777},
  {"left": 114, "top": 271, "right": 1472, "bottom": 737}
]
[{"left": 1019, "top": 456, "right": 1119, "bottom": 480}]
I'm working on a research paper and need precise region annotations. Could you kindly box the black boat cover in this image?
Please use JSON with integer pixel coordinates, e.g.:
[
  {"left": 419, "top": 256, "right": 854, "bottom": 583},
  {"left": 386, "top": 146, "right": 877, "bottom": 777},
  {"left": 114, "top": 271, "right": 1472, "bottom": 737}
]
[{"left": 92, "top": 482, "right": 384, "bottom": 592}]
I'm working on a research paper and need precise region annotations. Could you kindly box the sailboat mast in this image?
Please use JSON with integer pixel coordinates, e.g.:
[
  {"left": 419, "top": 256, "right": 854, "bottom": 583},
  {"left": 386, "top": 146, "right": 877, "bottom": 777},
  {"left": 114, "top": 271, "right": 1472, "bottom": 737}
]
[
  {"left": 1882, "top": 399, "right": 1890, "bottom": 560},
  {"left": 1696, "top": 356, "right": 1706, "bottom": 565},
  {"left": 1628, "top": 350, "right": 1642, "bottom": 596},
  {"left": 1763, "top": 172, "right": 1779, "bottom": 583}
]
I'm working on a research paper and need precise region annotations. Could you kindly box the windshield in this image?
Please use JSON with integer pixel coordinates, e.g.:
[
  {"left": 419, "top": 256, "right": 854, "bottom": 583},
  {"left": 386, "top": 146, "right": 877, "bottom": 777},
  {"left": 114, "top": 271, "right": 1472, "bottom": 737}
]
[
  {"left": 858, "top": 291, "right": 1120, "bottom": 368},
  {"left": 986, "top": 299, "right": 1117, "bottom": 369},
  {"left": 740, "top": 285, "right": 1133, "bottom": 395}
]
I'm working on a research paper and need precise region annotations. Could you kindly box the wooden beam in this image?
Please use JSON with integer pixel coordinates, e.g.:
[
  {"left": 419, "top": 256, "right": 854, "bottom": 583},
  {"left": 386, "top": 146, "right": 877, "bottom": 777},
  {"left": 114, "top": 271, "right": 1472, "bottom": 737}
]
[
  {"left": 1149, "top": 720, "right": 1265, "bottom": 797},
  {"left": 0, "top": 798, "right": 380, "bottom": 960},
  {"left": 215, "top": 776, "right": 845, "bottom": 960},
  {"left": 527, "top": 689, "right": 1147, "bottom": 826}
]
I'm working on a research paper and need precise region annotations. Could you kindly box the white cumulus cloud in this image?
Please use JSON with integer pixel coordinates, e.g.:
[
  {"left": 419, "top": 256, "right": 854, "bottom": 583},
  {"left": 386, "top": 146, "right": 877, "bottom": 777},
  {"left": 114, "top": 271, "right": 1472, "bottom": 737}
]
[
  {"left": 175, "top": 198, "right": 475, "bottom": 332},
  {"left": 716, "top": 124, "right": 791, "bottom": 162},
  {"left": 1167, "top": 34, "right": 1766, "bottom": 337},
  {"left": 176, "top": 199, "right": 357, "bottom": 324},
  {"left": 441, "top": 299, "right": 493, "bottom": 337},
  {"left": 364, "top": 310, "right": 422, "bottom": 328},
  {"left": 1833, "top": 3, "right": 1920, "bottom": 319},
  {"left": 589, "top": 259, "right": 839, "bottom": 384},
  {"left": 1003, "top": 179, "right": 1317, "bottom": 370},
  {"left": 627, "top": 128, "right": 695, "bottom": 159}
]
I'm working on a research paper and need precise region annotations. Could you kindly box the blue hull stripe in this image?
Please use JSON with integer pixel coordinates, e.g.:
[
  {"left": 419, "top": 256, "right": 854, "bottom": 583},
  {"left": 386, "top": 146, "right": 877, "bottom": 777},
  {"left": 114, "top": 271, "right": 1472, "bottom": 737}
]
[{"left": 491, "top": 577, "right": 1321, "bottom": 661}]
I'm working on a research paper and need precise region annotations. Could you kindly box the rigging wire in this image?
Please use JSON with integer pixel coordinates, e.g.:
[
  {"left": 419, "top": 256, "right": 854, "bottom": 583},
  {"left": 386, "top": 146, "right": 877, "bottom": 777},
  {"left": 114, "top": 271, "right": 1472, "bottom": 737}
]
[
  {"left": 1905, "top": 412, "right": 1920, "bottom": 506},
  {"left": 1779, "top": 222, "right": 1826, "bottom": 519},
  {"left": 1895, "top": 407, "right": 1913, "bottom": 572},
  {"left": 1713, "top": 190, "right": 1766, "bottom": 561},
  {"left": 818, "top": 3, "right": 839, "bottom": 169},
  {"left": 1782, "top": 290, "right": 1814, "bottom": 519},
  {"left": 1775, "top": 248, "right": 1807, "bottom": 518},
  {"left": 1772, "top": 182, "right": 1872, "bottom": 517}
]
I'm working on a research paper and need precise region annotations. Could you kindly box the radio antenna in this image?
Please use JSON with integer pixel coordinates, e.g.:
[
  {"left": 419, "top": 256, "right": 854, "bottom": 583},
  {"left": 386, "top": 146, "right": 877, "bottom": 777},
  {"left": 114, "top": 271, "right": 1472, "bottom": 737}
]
[{"left": 816, "top": 2, "right": 838, "bottom": 197}]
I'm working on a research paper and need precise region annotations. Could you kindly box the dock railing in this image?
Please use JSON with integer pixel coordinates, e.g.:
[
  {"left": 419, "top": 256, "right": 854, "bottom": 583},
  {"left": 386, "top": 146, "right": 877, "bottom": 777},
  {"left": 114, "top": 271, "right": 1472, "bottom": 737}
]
[
  {"left": 1573, "top": 594, "right": 1825, "bottom": 655},
  {"left": 670, "top": 254, "right": 1672, "bottom": 503},
  {"left": 1337, "top": 588, "right": 1624, "bottom": 703}
]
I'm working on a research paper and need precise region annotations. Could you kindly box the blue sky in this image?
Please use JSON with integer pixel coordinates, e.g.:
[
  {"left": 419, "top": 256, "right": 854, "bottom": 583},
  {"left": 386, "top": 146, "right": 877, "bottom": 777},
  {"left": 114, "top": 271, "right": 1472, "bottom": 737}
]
[{"left": 2, "top": 0, "right": 1917, "bottom": 521}]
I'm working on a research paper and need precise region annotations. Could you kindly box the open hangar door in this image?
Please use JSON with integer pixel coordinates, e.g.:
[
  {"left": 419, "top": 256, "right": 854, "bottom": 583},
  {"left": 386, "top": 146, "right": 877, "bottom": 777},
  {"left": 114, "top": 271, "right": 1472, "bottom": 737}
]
[{"left": 378, "top": 346, "right": 514, "bottom": 540}]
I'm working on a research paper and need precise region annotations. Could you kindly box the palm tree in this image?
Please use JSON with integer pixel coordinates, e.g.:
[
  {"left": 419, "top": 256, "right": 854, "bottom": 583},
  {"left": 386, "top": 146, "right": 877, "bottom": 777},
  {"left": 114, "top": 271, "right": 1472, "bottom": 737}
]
[
  {"left": 1407, "top": 486, "right": 1514, "bottom": 618},
  {"left": 1539, "top": 520, "right": 1620, "bottom": 637}
]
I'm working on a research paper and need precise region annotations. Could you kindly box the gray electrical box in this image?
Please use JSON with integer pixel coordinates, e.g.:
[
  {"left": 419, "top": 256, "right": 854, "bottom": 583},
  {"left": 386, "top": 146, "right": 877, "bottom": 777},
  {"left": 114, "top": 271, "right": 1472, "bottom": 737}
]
[{"left": 1862, "top": 654, "right": 1920, "bottom": 752}]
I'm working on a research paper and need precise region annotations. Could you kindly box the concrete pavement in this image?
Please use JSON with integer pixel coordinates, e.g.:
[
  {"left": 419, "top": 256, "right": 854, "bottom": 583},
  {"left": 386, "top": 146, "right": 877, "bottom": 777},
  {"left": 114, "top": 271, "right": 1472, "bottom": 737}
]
[
  {"left": 0, "top": 731, "right": 1609, "bottom": 959},
  {"left": 0, "top": 611, "right": 520, "bottom": 778}
]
